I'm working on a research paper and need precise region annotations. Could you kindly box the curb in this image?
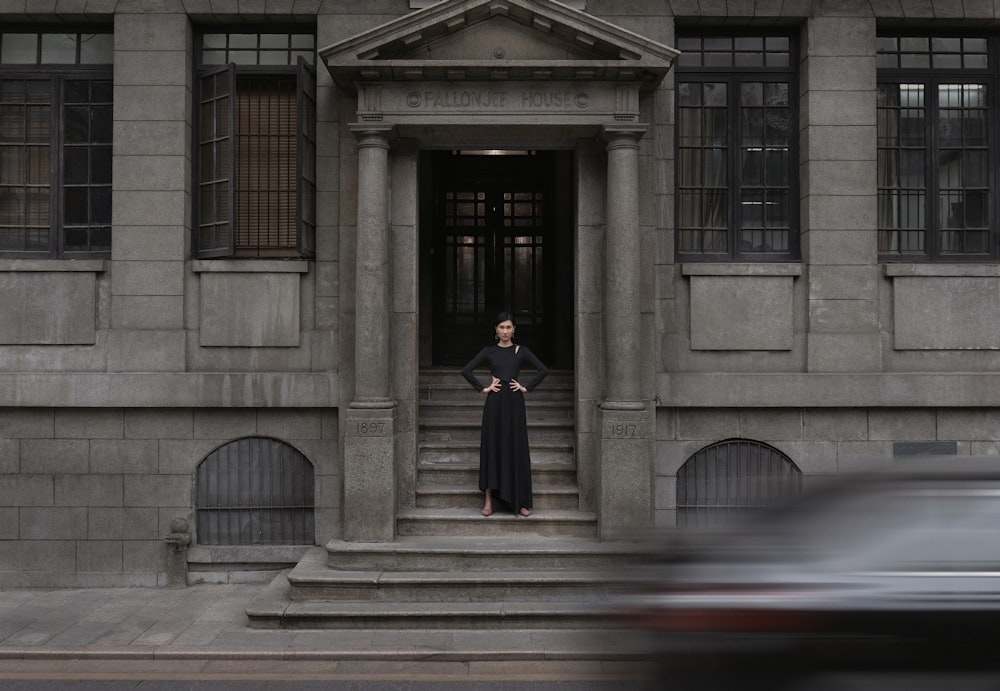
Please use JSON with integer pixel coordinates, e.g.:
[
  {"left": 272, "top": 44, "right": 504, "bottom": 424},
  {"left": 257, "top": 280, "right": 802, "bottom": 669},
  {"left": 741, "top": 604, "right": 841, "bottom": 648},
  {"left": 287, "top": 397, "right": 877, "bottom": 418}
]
[{"left": 0, "top": 646, "right": 652, "bottom": 662}]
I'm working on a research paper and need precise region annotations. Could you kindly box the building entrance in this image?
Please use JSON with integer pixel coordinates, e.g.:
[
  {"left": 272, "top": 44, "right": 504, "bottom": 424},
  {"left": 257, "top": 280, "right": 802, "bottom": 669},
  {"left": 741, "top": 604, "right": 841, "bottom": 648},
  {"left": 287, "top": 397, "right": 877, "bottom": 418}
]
[{"left": 422, "top": 149, "right": 574, "bottom": 367}]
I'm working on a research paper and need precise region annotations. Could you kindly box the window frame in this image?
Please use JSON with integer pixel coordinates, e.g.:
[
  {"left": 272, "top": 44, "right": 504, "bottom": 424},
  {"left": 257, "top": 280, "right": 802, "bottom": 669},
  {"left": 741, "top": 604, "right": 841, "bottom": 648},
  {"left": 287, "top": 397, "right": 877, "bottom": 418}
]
[
  {"left": 195, "top": 436, "right": 315, "bottom": 546},
  {"left": 674, "top": 30, "right": 801, "bottom": 263},
  {"left": 877, "top": 32, "right": 999, "bottom": 262},
  {"left": 0, "top": 30, "right": 112, "bottom": 259},
  {"left": 192, "top": 28, "right": 317, "bottom": 260},
  {"left": 676, "top": 438, "right": 802, "bottom": 527}
]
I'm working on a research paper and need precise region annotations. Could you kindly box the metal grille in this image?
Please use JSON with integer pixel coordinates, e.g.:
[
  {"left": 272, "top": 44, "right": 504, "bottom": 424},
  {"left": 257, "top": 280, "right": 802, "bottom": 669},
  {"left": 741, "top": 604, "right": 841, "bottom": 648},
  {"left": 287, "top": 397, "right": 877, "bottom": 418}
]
[
  {"left": 676, "top": 439, "right": 801, "bottom": 527},
  {"left": 196, "top": 437, "right": 314, "bottom": 545},
  {"left": 0, "top": 79, "right": 50, "bottom": 252},
  {"left": 502, "top": 191, "right": 544, "bottom": 325},
  {"left": 234, "top": 77, "right": 297, "bottom": 255}
]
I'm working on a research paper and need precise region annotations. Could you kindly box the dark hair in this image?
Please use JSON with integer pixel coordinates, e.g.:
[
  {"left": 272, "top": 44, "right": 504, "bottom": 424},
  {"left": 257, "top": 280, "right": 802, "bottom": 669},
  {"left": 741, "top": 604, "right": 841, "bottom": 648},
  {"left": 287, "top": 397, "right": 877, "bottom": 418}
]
[{"left": 494, "top": 311, "right": 515, "bottom": 327}]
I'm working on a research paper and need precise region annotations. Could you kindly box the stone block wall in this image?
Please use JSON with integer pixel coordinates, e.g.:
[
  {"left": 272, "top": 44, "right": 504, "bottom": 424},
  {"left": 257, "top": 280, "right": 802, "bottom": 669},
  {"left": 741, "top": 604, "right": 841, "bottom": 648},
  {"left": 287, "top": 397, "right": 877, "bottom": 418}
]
[
  {"left": 654, "top": 406, "right": 1000, "bottom": 526},
  {"left": 0, "top": 407, "right": 339, "bottom": 587}
]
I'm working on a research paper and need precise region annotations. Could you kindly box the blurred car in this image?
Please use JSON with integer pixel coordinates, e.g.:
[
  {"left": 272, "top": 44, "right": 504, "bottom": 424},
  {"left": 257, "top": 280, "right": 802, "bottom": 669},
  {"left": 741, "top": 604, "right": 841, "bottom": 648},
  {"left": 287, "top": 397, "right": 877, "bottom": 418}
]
[{"left": 622, "top": 457, "right": 1000, "bottom": 689}]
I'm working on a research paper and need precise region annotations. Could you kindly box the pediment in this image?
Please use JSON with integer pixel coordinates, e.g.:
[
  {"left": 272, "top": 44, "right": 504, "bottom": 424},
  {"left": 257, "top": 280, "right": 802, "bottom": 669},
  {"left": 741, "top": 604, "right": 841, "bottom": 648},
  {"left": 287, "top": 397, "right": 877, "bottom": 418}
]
[{"left": 320, "top": 0, "right": 678, "bottom": 90}]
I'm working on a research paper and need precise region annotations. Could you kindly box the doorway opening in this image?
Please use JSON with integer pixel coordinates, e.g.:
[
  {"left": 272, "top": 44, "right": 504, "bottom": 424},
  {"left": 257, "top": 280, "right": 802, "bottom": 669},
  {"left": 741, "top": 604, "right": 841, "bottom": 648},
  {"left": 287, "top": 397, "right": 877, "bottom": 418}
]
[{"left": 419, "top": 149, "right": 574, "bottom": 368}]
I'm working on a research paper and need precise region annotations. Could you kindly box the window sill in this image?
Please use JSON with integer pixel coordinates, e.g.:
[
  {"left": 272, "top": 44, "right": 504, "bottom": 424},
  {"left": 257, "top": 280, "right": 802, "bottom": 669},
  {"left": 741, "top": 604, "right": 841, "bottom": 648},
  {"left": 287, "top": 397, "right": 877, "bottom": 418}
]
[
  {"left": 884, "top": 264, "right": 1000, "bottom": 278},
  {"left": 0, "top": 259, "right": 107, "bottom": 272},
  {"left": 681, "top": 262, "right": 802, "bottom": 277},
  {"left": 191, "top": 259, "right": 309, "bottom": 274}
]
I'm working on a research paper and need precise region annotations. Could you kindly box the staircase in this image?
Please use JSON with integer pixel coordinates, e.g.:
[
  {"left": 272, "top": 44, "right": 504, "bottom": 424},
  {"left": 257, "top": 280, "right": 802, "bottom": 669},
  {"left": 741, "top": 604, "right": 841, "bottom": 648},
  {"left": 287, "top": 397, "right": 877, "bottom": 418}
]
[
  {"left": 402, "top": 368, "right": 596, "bottom": 537},
  {"left": 245, "top": 369, "right": 650, "bottom": 629}
]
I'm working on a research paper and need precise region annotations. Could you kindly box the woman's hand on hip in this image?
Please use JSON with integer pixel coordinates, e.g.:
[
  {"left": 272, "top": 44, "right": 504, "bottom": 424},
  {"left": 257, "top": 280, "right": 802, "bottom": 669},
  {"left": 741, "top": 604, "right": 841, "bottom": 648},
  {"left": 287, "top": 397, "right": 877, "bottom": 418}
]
[
  {"left": 483, "top": 376, "right": 501, "bottom": 393},
  {"left": 510, "top": 379, "right": 527, "bottom": 393}
]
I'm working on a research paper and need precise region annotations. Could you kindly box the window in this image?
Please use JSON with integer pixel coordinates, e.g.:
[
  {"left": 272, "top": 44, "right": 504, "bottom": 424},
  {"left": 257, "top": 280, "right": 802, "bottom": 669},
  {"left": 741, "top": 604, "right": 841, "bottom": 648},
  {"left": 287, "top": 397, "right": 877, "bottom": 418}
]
[
  {"left": 676, "top": 439, "right": 801, "bottom": 527},
  {"left": 196, "top": 437, "right": 315, "bottom": 545},
  {"left": 195, "top": 31, "right": 316, "bottom": 258},
  {"left": 877, "top": 35, "right": 996, "bottom": 260},
  {"left": 675, "top": 33, "right": 799, "bottom": 261},
  {"left": 0, "top": 31, "right": 112, "bottom": 257}
]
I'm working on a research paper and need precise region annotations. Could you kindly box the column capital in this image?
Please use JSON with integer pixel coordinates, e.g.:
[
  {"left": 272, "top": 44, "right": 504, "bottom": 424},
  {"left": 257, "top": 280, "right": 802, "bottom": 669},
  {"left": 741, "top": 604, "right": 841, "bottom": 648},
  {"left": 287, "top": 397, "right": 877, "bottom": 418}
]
[
  {"left": 600, "top": 124, "right": 647, "bottom": 149},
  {"left": 349, "top": 123, "right": 395, "bottom": 147}
]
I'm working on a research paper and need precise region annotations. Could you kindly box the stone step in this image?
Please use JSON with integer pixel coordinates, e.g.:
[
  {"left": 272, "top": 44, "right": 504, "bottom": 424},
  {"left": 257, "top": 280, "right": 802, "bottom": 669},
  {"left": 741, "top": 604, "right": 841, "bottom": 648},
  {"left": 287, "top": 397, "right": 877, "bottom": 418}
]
[
  {"left": 245, "top": 544, "right": 647, "bottom": 629},
  {"left": 290, "top": 571, "right": 612, "bottom": 603},
  {"left": 397, "top": 507, "right": 597, "bottom": 538},
  {"left": 319, "top": 536, "right": 651, "bottom": 572},
  {"left": 248, "top": 588, "right": 613, "bottom": 629},
  {"left": 417, "top": 461, "right": 577, "bottom": 486},
  {"left": 418, "top": 440, "right": 574, "bottom": 465},
  {"left": 286, "top": 553, "right": 622, "bottom": 603},
  {"left": 420, "top": 370, "right": 574, "bottom": 405},
  {"left": 416, "top": 483, "right": 579, "bottom": 510},
  {"left": 420, "top": 399, "right": 574, "bottom": 421},
  {"left": 420, "top": 417, "right": 574, "bottom": 443}
]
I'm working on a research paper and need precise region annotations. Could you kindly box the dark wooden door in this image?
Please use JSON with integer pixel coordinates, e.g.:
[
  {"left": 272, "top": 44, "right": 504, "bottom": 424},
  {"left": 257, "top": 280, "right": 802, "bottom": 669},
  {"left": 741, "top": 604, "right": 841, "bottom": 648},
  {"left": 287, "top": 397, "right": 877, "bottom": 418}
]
[{"left": 430, "top": 151, "right": 555, "bottom": 365}]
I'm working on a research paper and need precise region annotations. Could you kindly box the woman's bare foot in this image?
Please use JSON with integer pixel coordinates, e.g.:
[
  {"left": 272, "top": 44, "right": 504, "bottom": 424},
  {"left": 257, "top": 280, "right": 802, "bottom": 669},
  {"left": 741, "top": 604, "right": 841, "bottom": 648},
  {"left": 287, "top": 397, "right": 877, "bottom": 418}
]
[
  {"left": 481, "top": 488, "right": 493, "bottom": 516},
  {"left": 518, "top": 508, "right": 532, "bottom": 517},
  {"left": 481, "top": 505, "right": 493, "bottom": 516}
]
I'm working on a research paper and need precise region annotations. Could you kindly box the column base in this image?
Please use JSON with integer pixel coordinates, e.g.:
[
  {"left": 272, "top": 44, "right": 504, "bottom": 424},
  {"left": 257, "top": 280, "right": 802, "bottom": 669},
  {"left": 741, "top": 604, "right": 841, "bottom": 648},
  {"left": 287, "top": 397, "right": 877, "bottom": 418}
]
[
  {"left": 343, "top": 405, "right": 398, "bottom": 542},
  {"left": 598, "top": 404, "right": 653, "bottom": 540}
]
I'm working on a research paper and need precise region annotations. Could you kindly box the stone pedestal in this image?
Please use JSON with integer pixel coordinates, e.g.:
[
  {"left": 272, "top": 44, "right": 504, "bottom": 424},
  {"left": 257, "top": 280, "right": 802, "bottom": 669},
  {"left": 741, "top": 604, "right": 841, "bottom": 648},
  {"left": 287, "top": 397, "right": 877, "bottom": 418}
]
[
  {"left": 598, "top": 405, "right": 653, "bottom": 539},
  {"left": 343, "top": 406, "right": 397, "bottom": 542},
  {"left": 163, "top": 517, "right": 191, "bottom": 587}
]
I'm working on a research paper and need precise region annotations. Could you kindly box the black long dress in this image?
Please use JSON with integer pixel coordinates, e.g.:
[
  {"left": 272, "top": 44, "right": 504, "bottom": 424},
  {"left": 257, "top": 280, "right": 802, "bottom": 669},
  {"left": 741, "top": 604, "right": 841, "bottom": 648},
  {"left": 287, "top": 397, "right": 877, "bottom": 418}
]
[{"left": 461, "top": 344, "right": 548, "bottom": 513}]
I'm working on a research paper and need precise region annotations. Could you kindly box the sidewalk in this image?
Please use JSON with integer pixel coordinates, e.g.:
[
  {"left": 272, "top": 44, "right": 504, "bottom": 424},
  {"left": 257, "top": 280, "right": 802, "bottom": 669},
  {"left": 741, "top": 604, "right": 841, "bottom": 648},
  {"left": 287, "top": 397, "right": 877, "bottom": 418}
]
[{"left": 0, "top": 582, "right": 655, "bottom": 680}]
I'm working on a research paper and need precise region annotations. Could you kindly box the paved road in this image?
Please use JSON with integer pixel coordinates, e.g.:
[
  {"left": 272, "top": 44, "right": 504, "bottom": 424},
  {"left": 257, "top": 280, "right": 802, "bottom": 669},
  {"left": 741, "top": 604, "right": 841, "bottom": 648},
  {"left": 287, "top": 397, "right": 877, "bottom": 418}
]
[{"left": 0, "top": 683, "right": 659, "bottom": 690}]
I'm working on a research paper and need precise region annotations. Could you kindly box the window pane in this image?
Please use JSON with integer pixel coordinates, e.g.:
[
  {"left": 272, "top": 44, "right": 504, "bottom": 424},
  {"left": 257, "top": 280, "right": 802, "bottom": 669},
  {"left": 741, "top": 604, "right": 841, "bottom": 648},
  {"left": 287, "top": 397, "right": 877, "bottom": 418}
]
[
  {"left": 64, "top": 79, "right": 90, "bottom": 103},
  {"left": 40, "top": 33, "right": 76, "bottom": 63},
  {"left": 91, "top": 104, "right": 112, "bottom": 143},
  {"left": 229, "top": 34, "right": 257, "bottom": 49},
  {"left": 202, "top": 50, "right": 226, "bottom": 65},
  {"left": 705, "top": 108, "right": 727, "bottom": 146},
  {"left": 259, "top": 34, "right": 287, "bottom": 49},
  {"left": 259, "top": 51, "right": 287, "bottom": 65},
  {"left": 91, "top": 146, "right": 111, "bottom": 184},
  {"left": 1, "top": 34, "right": 37, "bottom": 63},
  {"left": 64, "top": 105, "right": 89, "bottom": 143},
  {"left": 79, "top": 33, "right": 113, "bottom": 64},
  {"left": 64, "top": 187, "right": 87, "bottom": 224},
  {"left": 63, "top": 147, "right": 88, "bottom": 184},
  {"left": 91, "top": 186, "right": 111, "bottom": 224},
  {"left": 964, "top": 150, "right": 987, "bottom": 187}
]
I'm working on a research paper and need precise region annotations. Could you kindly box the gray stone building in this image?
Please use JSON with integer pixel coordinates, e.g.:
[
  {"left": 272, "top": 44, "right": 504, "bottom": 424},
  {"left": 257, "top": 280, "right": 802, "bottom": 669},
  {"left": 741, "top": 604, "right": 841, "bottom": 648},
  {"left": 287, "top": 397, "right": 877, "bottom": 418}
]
[{"left": 2, "top": 0, "right": 999, "bottom": 618}]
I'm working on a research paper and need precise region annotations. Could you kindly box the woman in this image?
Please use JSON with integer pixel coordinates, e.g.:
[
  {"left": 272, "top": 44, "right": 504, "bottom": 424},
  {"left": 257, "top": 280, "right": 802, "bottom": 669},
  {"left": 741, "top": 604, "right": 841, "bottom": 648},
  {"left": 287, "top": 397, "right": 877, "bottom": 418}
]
[{"left": 461, "top": 312, "right": 548, "bottom": 517}]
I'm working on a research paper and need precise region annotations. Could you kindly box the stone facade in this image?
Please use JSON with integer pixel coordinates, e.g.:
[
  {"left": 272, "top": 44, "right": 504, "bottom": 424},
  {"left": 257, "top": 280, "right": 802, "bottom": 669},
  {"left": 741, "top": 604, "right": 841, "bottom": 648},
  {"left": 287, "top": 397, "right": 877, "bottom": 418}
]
[{"left": 2, "top": 0, "right": 1000, "bottom": 585}]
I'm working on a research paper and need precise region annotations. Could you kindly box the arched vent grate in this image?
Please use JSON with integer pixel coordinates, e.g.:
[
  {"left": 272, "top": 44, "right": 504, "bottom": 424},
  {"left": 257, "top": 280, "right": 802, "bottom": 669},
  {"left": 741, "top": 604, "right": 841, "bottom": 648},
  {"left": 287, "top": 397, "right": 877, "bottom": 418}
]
[
  {"left": 196, "top": 437, "right": 315, "bottom": 545},
  {"left": 676, "top": 439, "right": 801, "bottom": 527}
]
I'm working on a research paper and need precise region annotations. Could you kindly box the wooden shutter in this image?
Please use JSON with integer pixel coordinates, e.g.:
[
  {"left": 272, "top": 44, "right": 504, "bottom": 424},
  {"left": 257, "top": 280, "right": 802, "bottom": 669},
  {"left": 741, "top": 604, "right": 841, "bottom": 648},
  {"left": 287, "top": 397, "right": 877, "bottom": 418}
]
[
  {"left": 296, "top": 56, "right": 316, "bottom": 258},
  {"left": 196, "top": 63, "right": 235, "bottom": 258}
]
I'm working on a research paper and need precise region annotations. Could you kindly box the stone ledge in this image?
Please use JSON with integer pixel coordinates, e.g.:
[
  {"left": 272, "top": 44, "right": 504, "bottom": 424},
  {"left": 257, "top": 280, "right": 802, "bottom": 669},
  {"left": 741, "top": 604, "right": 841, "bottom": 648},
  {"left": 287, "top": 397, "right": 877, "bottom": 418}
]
[
  {"left": 191, "top": 259, "right": 309, "bottom": 273},
  {"left": 0, "top": 372, "right": 337, "bottom": 407},
  {"left": 682, "top": 262, "right": 802, "bottom": 276},
  {"left": 187, "top": 545, "right": 311, "bottom": 565},
  {"left": 0, "top": 259, "right": 107, "bottom": 272},
  {"left": 884, "top": 263, "right": 1000, "bottom": 277},
  {"left": 660, "top": 372, "right": 1000, "bottom": 408}
]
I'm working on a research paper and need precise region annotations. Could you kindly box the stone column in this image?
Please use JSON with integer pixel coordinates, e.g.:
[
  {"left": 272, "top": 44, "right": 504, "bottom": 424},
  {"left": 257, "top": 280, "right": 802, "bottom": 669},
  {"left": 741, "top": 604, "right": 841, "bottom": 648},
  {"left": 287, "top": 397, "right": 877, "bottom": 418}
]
[
  {"left": 344, "top": 124, "right": 396, "bottom": 542},
  {"left": 351, "top": 124, "right": 394, "bottom": 406},
  {"left": 602, "top": 126, "right": 646, "bottom": 408},
  {"left": 598, "top": 125, "right": 652, "bottom": 539}
]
